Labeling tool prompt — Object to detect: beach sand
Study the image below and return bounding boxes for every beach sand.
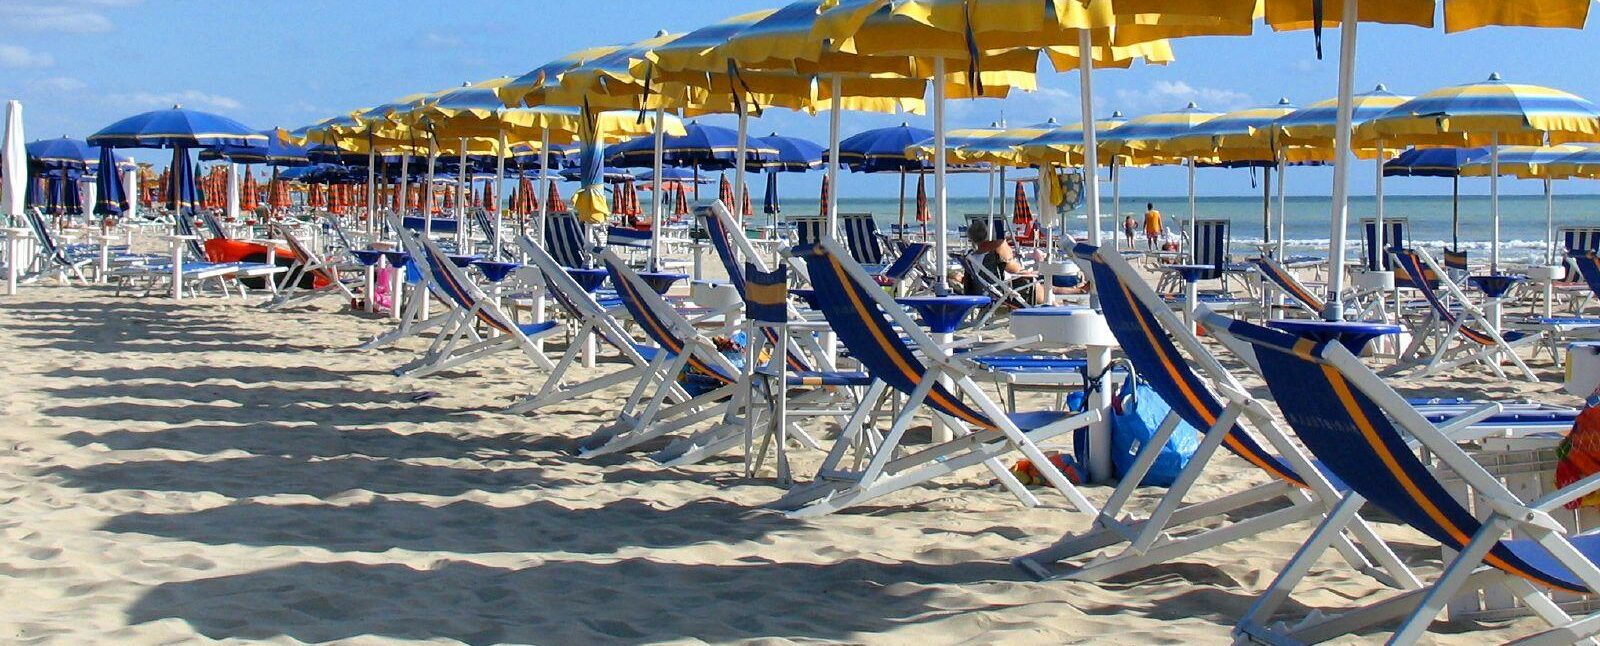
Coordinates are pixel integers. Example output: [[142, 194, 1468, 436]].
[[0, 280, 1582, 644]]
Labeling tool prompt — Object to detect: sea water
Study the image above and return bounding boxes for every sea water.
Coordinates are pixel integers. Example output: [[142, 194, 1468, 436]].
[[794, 194, 1600, 264]]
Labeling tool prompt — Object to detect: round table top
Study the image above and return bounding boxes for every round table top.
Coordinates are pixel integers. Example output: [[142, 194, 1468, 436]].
[[1268, 319, 1401, 355], [896, 295, 993, 307], [896, 295, 991, 334], [1469, 273, 1527, 298], [1166, 264, 1215, 281], [447, 254, 483, 268], [1012, 305, 1095, 317], [472, 260, 521, 283], [351, 249, 386, 266]]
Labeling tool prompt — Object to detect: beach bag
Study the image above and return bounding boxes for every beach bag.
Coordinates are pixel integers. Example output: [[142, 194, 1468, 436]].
[[1556, 390, 1600, 509], [372, 266, 395, 310], [1110, 374, 1199, 487]]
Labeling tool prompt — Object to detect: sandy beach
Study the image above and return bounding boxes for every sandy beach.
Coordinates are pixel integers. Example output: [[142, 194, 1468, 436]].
[[0, 278, 1579, 645]]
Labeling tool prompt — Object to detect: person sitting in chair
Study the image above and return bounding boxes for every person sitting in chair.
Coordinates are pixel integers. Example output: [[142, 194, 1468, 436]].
[[959, 221, 1084, 304]]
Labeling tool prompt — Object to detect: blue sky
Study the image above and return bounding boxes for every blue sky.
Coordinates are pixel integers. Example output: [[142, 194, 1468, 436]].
[[7, 0, 1600, 198]]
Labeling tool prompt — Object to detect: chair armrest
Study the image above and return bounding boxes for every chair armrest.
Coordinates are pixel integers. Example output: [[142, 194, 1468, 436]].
[[1532, 472, 1600, 515]]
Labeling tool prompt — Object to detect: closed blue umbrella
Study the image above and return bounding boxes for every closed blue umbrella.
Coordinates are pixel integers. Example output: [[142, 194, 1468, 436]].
[[61, 172, 82, 216], [170, 147, 199, 214], [763, 171, 781, 215], [94, 144, 127, 217]]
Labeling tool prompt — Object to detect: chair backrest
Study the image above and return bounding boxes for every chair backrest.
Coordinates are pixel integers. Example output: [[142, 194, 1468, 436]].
[[543, 211, 592, 269], [403, 229, 525, 338], [171, 211, 211, 261], [796, 238, 999, 430], [1192, 218, 1229, 280], [599, 250, 738, 385], [320, 213, 358, 252], [839, 213, 885, 266], [604, 226, 652, 252], [22, 209, 63, 262], [275, 225, 336, 283], [699, 204, 750, 295], [1205, 312, 1591, 594], [1074, 242, 1307, 487], [1390, 248, 1496, 347], [965, 213, 1010, 241], [199, 210, 231, 240], [789, 215, 826, 248], [1361, 217, 1409, 271], [743, 262, 790, 325], [1562, 226, 1600, 255], [883, 242, 932, 281], [1570, 250, 1600, 299], [472, 209, 496, 239], [518, 235, 641, 358], [1252, 255, 1325, 314]]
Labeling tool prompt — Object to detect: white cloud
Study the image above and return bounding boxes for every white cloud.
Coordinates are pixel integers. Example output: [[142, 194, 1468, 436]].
[[106, 90, 242, 111], [1114, 80, 1251, 112], [414, 31, 461, 49], [0, 1, 129, 33], [0, 44, 53, 68], [30, 76, 85, 92]]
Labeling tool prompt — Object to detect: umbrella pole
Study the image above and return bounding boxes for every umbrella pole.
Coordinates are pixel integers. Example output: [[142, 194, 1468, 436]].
[[999, 165, 1007, 221], [1276, 155, 1287, 260], [425, 133, 437, 238], [932, 58, 949, 294], [1261, 163, 1271, 246], [397, 149, 411, 244], [1546, 177, 1555, 265], [365, 141, 376, 235], [1490, 133, 1501, 273], [1076, 28, 1112, 484], [537, 128, 550, 246], [651, 105, 666, 271], [1375, 139, 1385, 271], [494, 128, 507, 261], [225, 163, 240, 224], [1187, 158, 1197, 256], [457, 140, 468, 250], [898, 169, 906, 240], [1323, 1, 1359, 321], [1452, 175, 1460, 251], [1112, 159, 1121, 249], [826, 74, 842, 240], [734, 109, 748, 225]]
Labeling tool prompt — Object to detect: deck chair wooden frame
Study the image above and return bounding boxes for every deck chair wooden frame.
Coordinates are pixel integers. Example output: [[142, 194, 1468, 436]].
[[1391, 247, 1541, 382], [771, 237, 1104, 518], [1014, 243, 1416, 586], [1207, 311, 1600, 646]]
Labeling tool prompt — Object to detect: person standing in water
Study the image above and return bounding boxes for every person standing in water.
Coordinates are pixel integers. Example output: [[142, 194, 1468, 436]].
[[1142, 202, 1162, 249], [1122, 213, 1137, 249]]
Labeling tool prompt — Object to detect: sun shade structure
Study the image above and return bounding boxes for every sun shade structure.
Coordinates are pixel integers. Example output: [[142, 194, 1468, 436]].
[[1362, 74, 1600, 271]]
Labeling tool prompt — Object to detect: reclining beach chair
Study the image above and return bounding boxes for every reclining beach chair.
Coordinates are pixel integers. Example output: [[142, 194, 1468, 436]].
[[1253, 254, 1326, 318], [20, 208, 94, 284], [965, 213, 1011, 242], [507, 234, 689, 414], [839, 212, 887, 270], [544, 211, 593, 269], [389, 222, 559, 378], [955, 251, 1032, 328], [1508, 250, 1600, 365], [1392, 247, 1541, 381], [263, 224, 361, 310], [1561, 225, 1600, 282], [109, 212, 272, 298], [1206, 311, 1600, 646], [1013, 242, 1414, 586], [772, 237, 1104, 518], [573, 250, 745, 458], [646, 203, 874, 469], [1362, 217, 1410, 272]]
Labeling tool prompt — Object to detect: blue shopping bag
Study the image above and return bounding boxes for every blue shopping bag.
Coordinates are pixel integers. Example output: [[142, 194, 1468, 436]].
[[1109, 375, 1199, 487]]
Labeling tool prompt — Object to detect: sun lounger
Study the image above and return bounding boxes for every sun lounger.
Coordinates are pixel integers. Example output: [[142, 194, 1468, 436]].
[[1392, 247, 1541, 381], [1207, 310, 1600, 645]]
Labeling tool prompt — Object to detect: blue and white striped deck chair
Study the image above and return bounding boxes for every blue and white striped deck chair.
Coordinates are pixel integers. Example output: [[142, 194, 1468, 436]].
[[573, 250, 745, 458], [1191, 218, 1230, 282], [507, 234, 689, 415], [1509, 251, 1600, 364], [603, 225, 652, 267], [1254, 255, 1326, 317], [471, 208, 515, 259], [1015, 242, 1413, 585], [361, 213, 495, 349], [543, 211, 593, 269], [1362, 217, 1409, 272], [655, 202, 877, 469], [389, 224, 559, 379], [771, 237, 1104, 518], [1391, 248, 1541, 381], [1562, 226, 1600, 282], [965, 213, 1011, 242], [839, 212, 887, 269], [1206, 313, 1600, 646], [263, 223, 360, 310], [21, 208, 91, 284], [788, 215, 826, 247]]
